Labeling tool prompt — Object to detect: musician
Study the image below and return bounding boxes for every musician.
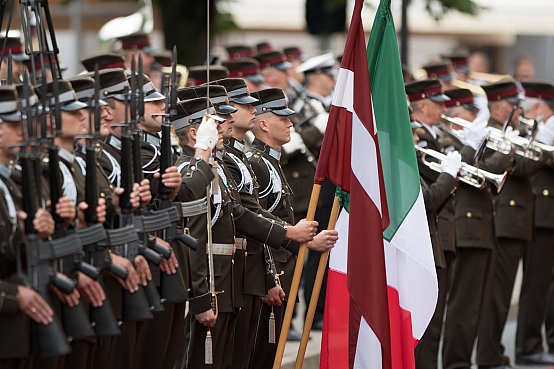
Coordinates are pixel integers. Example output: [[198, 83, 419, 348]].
[[220, 59, 265, 93], [514, 80, 554, 364], [116, 33, 155, 76], [406, 79, 459, 368], [440, 88, 479, 153], [476, 80, 550, 369]]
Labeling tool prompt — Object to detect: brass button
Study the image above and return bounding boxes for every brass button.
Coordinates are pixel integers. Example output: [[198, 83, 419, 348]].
[[544, 189, 550, 196], [509, 200, 516, 206], [281, 189, 285, 194], [466, 212, 472, 218], [109, 185, 114, 190], [487, 188, 491, 193], [292, 171, 299, 178], [71, 167, 75, 172], [0, 291, 5, 297], [100, 192, 105, 197]]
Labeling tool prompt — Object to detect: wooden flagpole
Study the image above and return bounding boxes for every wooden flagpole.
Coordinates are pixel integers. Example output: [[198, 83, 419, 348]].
[[294, 196, 340, 369], [272, 183, 321, 369]]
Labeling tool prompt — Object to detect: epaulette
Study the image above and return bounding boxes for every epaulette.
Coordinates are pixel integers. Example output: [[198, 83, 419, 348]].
[[246, 149, 263, 163]]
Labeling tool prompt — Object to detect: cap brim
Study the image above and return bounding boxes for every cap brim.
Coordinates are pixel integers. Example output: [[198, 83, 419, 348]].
[[80, 99, 108, 107], [60, 100, 88, 111], [456, 66, 471, 74], [232, 95, 258, 104], [214, 104, 238, 115], [12, 53, 29, 62], [245, 74, 265, 84], [144, 91, 166, 102], [142, 45, 156, 55], [112, 93, 131, 102], [462, 103, 480, 113], [272, 107, 295, 116], [0, 111, 22, 122], [410, 121, 422, 129], [439, 74, 454, 83], [429, 93, 451, 103], [274, 61, 292, 71], [506, 94, 525, 105]]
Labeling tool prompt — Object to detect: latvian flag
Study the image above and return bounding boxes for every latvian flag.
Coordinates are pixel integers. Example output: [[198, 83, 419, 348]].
[[316, 0, 438, 368]]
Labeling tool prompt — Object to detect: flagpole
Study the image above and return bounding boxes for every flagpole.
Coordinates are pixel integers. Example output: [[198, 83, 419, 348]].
[[294, 196, 340, 369], [273, 183, 321, 369]]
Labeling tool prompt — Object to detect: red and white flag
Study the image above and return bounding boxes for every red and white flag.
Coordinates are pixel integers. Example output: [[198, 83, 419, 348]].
[[317, 0, 438, 368]]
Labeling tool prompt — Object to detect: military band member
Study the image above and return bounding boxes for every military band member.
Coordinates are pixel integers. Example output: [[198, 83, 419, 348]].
[[514, 80, 554, 365], [220, 59, 265, 93], [422, 62, 456, 91], [247, 88, 337, 369], [116, 33, 155, 75], [476, 80, 549, 369], [440, 88, 479, 153], [406, 79, 459, 368], [187, 65, 229, 87]]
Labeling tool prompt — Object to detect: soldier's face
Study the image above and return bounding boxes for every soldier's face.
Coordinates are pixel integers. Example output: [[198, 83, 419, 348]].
[[143, 99, 165, 133], [217, 113, 234, 141], [261, 68, 289, 90], [244, 77, 262, 93], [60, 109, 87, 138], [266, 113, 292, 146], [230, 103, 256, 132], [421, 99, 446, 126], [0, 121, 22, 155], [456, 108, 477, 123]]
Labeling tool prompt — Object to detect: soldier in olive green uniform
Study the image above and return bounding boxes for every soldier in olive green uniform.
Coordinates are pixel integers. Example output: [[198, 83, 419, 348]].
[[514, 80, 554, 364]]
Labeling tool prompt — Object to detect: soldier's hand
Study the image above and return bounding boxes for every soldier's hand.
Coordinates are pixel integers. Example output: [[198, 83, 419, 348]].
[[284, 219, 319, 243], [134, 255, 152, 287], [33, 208, 55, 239], [154, 166, 182, 200], [75, 198, 107, 229], [156, 237, 178, 275], [194, 115, 219, 152], [138, 179, 152, 206], [18, 285, 53, 325], [262, 285, 285, 306], [55, 196, 77, 228], [77, 272, 105, 308], [307, 230, 339, 252], [52, 278, 80, 308], [195, 309, 216, 328], [110, 254, 139, 293], [112, 184, 141, 213]]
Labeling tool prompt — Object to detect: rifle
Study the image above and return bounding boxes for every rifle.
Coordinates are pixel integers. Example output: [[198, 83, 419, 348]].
[[79, 65, 127, 337], [18, 77, 75, 357], [112, 85, 161, 320], [154, 49, 199, 303]]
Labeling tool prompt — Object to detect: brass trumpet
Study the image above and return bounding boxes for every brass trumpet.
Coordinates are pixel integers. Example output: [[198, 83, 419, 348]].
[[416, 146, 508, 192], [441, 115, 542, 161]]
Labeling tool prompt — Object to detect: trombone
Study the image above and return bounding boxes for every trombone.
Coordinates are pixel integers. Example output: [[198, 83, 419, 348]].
[[441, 114, 543, 161], [416, 146, 508, 193]]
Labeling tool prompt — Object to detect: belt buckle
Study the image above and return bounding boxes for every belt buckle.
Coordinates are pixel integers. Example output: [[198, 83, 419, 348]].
[[241, 238, 247, 251]]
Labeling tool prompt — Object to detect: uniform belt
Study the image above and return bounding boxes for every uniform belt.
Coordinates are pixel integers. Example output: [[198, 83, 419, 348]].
[[206, 243, 235, 256], [234, 237, 247, 251]]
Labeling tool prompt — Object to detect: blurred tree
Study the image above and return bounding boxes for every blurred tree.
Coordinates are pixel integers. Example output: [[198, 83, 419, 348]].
[[158, 0, 238, 66]]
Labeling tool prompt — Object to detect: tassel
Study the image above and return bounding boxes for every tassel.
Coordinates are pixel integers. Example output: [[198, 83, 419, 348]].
[[205, 328, 213, 364], [269, 307, 276, 343]]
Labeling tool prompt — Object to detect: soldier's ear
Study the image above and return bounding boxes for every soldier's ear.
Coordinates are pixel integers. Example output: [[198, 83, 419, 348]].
[[189, 127, 197, 141], [259, 118, 270, 132]]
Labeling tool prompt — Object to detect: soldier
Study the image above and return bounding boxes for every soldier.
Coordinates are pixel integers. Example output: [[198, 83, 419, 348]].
[[247, 88, 337, 369], [283, 46, 306, 91], [406, 79, 460, 368], [116, 33, 155, 75], [514, 80, 554, 364], [254, 50, 301, 105], [80, 53, 126, 73], [220, 59, 265, 93], [0, 86, 55, 369], [440, 88, 480, 153], [187, 65, 229, 87], [475, 80, 548, 369], [0, 35, 28, 83], [442, 52, 472, 83], [422, 62, 456, 91], [294, 52, 337, 331], [225, 45, 255, 60]]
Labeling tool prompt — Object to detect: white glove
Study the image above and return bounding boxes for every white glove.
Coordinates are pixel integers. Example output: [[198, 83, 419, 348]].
[[464, 118, 488, 150], [504, 126, 521, 140], [441, 151, 463, 178], [536, 124, 554, 145], [194, 115, 219, 150], [282, 127, 307, 154]]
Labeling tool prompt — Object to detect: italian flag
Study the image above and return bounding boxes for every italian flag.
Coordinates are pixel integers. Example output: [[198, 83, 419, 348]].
[[316, 0, 438, 368]]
